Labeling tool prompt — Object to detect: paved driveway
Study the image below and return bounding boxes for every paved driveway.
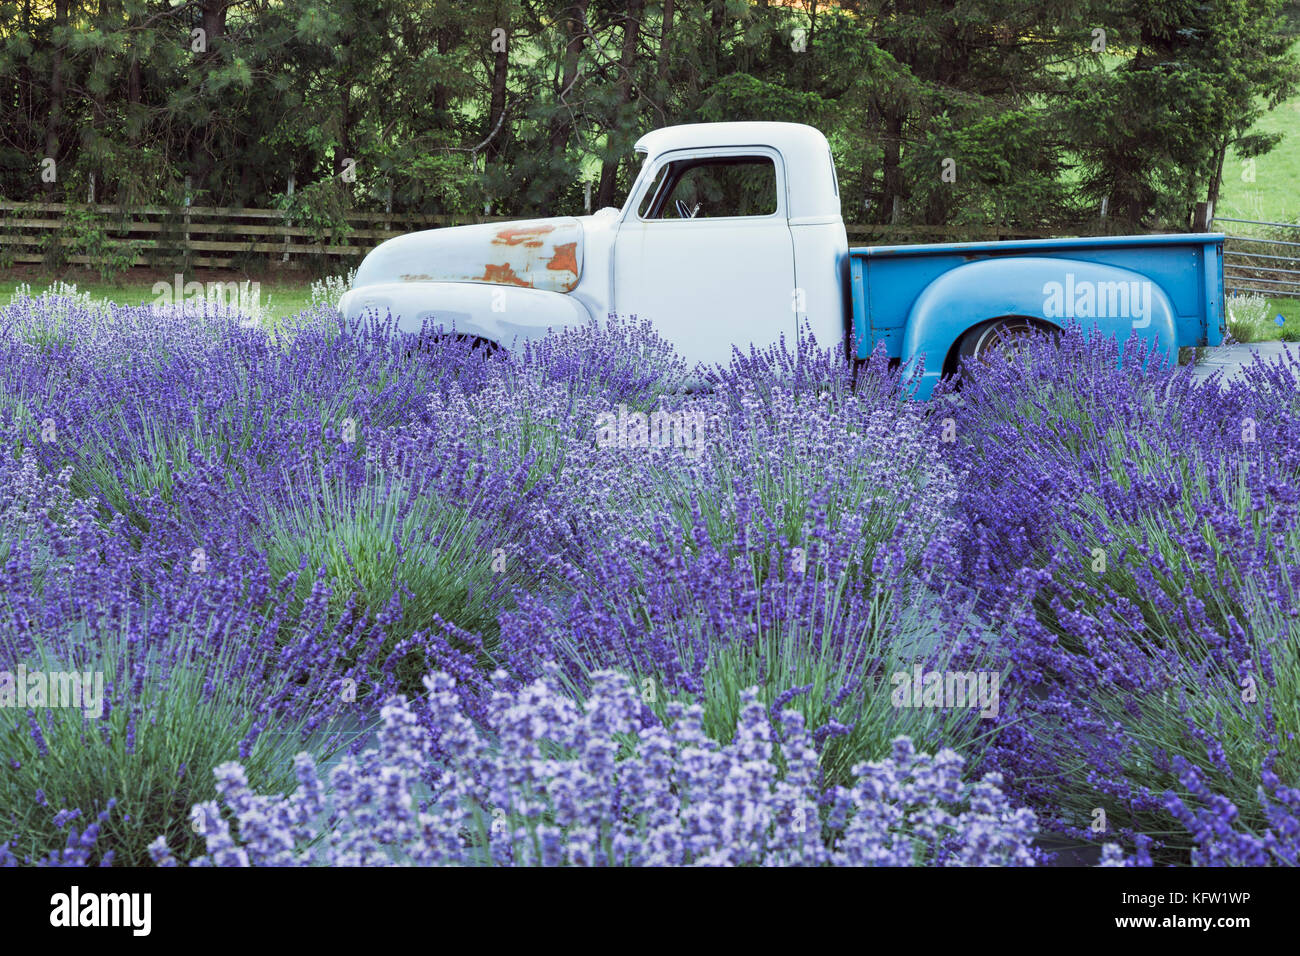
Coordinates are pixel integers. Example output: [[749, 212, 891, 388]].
[[1191, 340, 1297, 386]]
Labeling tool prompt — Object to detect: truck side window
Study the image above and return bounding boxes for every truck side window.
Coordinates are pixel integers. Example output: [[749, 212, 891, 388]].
[[640, 157, 778, 220]]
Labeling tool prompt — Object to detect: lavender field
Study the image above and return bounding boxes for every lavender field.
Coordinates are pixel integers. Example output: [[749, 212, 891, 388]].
[[1, 289, 1297, 867]]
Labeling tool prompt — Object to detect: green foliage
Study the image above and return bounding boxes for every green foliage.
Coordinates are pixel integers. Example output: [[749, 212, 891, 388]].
[[904, 108, 1076, 228], [49, 205, 143, 282], [697, 73, 829, 125], [1063, 0, 1300, 228], [397, 154, 484, 215], [0, 622, 327, 867], [260, 468, 522, 695], [276, 179, 355, 248]]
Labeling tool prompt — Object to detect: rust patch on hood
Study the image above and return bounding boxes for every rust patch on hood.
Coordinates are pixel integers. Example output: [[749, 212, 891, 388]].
[[475, 263, 535, 288], [494, 224, 556, 247], [546, 242, 579, 275], [358, 217, 581, 293]]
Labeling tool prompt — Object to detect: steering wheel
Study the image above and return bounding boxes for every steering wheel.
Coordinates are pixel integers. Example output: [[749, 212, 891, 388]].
[[675, 199, 701, 219]]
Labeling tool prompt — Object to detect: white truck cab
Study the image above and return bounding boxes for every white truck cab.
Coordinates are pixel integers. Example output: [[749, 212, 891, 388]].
[[338, 122, 849, 365]]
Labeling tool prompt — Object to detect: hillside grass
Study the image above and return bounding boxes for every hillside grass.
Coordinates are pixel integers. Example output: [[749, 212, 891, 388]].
[[1219, 95, 1300, 225]]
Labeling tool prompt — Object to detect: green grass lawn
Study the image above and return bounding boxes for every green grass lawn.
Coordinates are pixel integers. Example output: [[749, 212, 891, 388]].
[[0, 273, 319, 321], [1216, 89, 1300, 342], [1217, 52, 1300, 344]]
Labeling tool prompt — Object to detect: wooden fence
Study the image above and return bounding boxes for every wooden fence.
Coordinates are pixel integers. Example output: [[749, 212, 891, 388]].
[[0, 202, 515, 269], [0, 200, 1113, 271]]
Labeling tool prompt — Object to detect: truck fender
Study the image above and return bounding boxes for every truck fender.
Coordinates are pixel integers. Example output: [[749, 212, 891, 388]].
[[899, 256, 1178, 397], [337, 281, 595, 350]]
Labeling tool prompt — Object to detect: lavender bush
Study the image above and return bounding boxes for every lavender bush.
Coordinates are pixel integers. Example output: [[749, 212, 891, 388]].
[[0, 298, 511, 864], [942, 327, 1300, 864], [152, 669, 1039, 867], [0, 460, 385, 865], [257, 459, 528, 694]]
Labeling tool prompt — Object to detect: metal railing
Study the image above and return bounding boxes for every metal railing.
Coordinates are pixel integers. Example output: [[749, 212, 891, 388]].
[[1214, 215, 1300, 298]]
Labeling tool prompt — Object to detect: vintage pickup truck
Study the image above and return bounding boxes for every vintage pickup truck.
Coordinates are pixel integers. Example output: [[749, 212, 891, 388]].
[[338, 121, 1225, 398]]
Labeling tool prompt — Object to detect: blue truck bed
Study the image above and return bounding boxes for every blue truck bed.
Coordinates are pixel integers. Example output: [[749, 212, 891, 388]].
[[849, 233, 1226, 398]]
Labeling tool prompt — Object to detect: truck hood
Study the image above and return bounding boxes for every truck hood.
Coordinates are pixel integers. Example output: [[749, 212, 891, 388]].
[[353, 217, 583, 293]]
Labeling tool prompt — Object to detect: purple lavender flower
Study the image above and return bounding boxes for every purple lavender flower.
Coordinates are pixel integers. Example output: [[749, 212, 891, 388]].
[[169, 670, 1037, 867]]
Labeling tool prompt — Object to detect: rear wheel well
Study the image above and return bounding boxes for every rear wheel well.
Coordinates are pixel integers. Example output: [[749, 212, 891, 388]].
[[942, 315, 1059, 378]]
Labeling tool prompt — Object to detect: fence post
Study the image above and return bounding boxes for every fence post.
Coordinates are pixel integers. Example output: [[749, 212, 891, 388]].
[[282, 172, 295, 264], [1193, 200, 1214, 232], [183, 175, 192, 269]]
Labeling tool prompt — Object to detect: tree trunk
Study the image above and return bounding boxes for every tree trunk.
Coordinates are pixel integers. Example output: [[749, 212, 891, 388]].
[[43, 0, 69, 196], [879, 107, 904, 225], [710, 0, 724, 78], [548, 0, 587, 156], [434, 29, 451, 115], [596, 0, 642, 209], [1207, 139, 1228, 209], [801, 0, 818, 91], [485, 8, 511, 164], [17, 0, 33, 158], [201, 1, 225, 44], [87, 0, 113, 201], [657, 0, 674, 82], [191, 1, 229, 198], [340, 87, 353, 177], [339, 28, 353, 178], [128, 58, 141, 115]]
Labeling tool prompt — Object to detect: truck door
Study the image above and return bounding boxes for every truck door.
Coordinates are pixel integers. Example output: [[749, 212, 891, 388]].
[[613, 149, 796, 368]]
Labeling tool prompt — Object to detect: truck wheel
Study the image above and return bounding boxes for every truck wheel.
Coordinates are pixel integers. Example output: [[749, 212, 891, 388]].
[[455, 334, 502, 356], [405, 332, 501, 359], [956, 316, 1052, 367]]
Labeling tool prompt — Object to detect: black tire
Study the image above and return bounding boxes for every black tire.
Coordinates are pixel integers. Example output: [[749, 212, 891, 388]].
[[957, 316, 1053, 367]]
